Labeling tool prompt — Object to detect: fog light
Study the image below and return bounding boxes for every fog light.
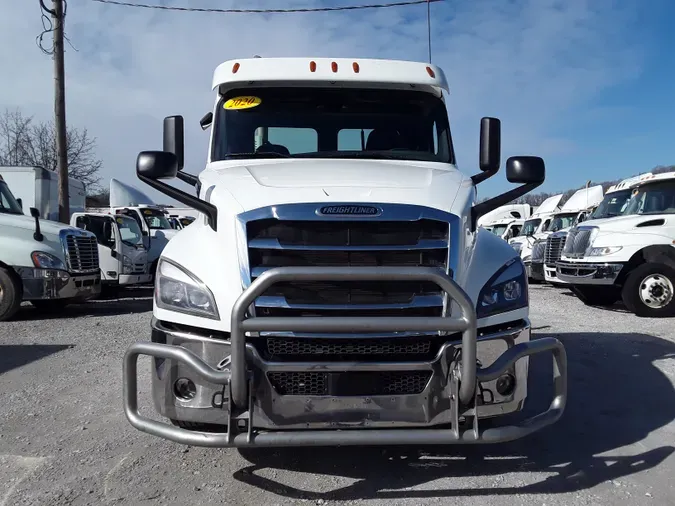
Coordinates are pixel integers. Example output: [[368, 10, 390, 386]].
[[174, 378, 196, 400], [495, 373, 515, 396]]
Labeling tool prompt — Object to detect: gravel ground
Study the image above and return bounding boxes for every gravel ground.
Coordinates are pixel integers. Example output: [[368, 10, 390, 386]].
[[1, 283, 674, 506]]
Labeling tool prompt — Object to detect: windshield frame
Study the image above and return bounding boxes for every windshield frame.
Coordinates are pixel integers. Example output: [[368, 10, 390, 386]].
[[623, 179, 675, 216], [211, 86, 456, 164], [0, 180, 25, 215], [140, 208, 173, 230], [546, 212, 578, 232], [114, 215, 144, 247], [518, 218, 542, 237]]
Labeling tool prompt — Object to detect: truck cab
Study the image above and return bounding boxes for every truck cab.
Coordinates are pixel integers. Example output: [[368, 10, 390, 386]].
[[508, 193, 563, 280], [121, 57, 567, 449], [0, 174, 100, 321], [71, 212, 152, 288], [557, 171, 675, 316]]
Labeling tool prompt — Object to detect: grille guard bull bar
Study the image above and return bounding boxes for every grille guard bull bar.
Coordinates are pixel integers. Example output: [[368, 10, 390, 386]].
[[123, 266, 567, 447]]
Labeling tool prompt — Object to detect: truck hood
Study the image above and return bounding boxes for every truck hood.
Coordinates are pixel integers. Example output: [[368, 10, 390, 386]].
[[204, 159, 468, 213], [0, 212, 78, 237], [583, 214, 674, 233]]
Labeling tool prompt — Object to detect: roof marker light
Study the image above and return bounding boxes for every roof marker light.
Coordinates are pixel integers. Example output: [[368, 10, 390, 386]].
[[352, 62, 360, 73], [232, 62, 240, 73], [426, 66, 435, 78], [309, 61, 317, 72], [331, 61, 338, 72]]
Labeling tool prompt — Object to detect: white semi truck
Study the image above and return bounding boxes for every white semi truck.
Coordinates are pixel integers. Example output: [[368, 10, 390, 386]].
[[0, 174, 100, 321], [508, 193, 563, 280], [70, 212, 152, 289], [122, 57, 567, 448], [557, 171, 675, 316]]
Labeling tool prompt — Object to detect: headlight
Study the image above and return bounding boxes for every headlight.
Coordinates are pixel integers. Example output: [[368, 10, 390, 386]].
[[587, 246, 622, 256], [31, 251, 66, 270], [477, 258, 528, 318], [156, 259, 219, 319], [122, 255, 133, 274]]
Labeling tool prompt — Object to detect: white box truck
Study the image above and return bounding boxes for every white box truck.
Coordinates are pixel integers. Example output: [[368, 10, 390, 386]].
[[0, 166, 86, 221], [121, 57, 567, 448]]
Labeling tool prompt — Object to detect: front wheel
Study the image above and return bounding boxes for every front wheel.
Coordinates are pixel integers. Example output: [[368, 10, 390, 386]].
[[570, 285, 620, 307], [0, 267, 22, 321], [621, 263, 675, 317]]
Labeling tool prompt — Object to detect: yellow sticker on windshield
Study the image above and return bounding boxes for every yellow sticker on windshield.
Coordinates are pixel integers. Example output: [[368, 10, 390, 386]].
[[224, 96, 261, 110], [143, 209, 153, 215], [116, 217, 124, 224]]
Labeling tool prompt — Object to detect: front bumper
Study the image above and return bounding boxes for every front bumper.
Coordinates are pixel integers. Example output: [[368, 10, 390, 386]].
[[118, 273, 153, 285], [556, 261, 624, 285], [123, 266, 567, 447], [17, 268, 101, 301]]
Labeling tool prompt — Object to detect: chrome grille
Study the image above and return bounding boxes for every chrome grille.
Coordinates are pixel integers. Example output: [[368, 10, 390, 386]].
[[65, 234, 99, 273], [544, 235, 566, 266], [267, 371, 432, 396], [531, 241, 546, 263], [562, 228, 593, 258], [246, 218, 449, 318]]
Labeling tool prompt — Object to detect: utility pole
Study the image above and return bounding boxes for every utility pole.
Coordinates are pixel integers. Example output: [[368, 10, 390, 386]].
[[52, 0, 69, 223]]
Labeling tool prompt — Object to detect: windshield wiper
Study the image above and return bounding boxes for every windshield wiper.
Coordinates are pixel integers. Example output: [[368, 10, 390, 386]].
[[224, 152, 290, 159]]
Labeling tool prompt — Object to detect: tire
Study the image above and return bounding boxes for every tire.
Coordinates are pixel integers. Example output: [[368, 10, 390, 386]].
[[570, 285, 620, 307], [30, 299, 72, 313], [0, 267, 22, 322], [621, 262, 675, 317]]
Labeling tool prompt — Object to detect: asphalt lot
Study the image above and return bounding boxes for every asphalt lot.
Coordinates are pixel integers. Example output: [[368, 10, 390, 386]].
[[1, 284, 674, 506]]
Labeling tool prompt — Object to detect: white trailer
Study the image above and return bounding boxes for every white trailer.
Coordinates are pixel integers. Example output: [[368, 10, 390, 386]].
[[0, 166, 86, 221]]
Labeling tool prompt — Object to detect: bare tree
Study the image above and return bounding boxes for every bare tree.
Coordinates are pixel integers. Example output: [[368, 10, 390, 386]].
[[0, 108, 103, 192]]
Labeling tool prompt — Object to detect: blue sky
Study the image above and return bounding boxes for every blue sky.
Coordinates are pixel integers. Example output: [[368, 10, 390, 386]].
[[1, 0, 673, 203]]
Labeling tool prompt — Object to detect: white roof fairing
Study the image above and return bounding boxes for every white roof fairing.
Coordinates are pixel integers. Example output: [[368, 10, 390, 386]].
[[211, 57, 449, 95]]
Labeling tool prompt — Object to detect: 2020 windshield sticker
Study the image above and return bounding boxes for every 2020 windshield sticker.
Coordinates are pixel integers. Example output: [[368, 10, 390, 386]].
[[224, 96, 262, 110]]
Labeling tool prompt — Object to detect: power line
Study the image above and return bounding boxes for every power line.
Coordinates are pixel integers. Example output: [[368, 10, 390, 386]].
[[90, 0, 443, 14]]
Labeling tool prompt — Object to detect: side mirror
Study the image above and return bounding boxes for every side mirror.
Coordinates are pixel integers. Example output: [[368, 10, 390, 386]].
[[506, 156, 545, 184], [163, 115, 184, 171], [29, 207, 43, 242], [471, 117, 501, 184], [102, 221, 115, 247], [16, 198, 22, 210], [137, 151, 179, 180], [30, 207, 40, 218]]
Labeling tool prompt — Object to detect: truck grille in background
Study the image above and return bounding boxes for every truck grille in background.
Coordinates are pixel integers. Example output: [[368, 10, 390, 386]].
[[544, 235, 566, 266], [562, 228, 593, 258], [65, 235, 99, 273], [267, 371, 432, 396], [246, 218, 450, 318], [133, 263, 145, 274], [531, 241, 546, 263]]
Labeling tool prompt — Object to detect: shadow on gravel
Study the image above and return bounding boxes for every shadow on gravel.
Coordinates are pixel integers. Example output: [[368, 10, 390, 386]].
[[233, 331, 675, 500], [14, 286, 154, 321], [0, 344, 74, 374], [558, 289, 632, 314]]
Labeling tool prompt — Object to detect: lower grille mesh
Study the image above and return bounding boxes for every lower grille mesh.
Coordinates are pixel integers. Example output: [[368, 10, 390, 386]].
[[267, 371, 432, 396]]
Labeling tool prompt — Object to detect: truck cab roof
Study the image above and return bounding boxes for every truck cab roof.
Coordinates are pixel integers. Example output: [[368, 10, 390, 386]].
[[212, 57, 449, 96]]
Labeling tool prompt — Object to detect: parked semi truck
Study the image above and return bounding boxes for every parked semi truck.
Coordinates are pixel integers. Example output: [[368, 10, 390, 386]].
[[122, 57, 567, 448], [0, 174, 100, 321], [509, 193, 563, 280], [0, 166, 86, 221], [71, 212, 152, 289], [557, 171, 675, 316]]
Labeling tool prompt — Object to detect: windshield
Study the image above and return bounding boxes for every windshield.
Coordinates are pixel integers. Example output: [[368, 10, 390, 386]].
[[0, 180, 24, 215], [140, 208, 172, 230], [518, 218, 541, 236], [546, 213, 577, 232], [491, 224, 508, 236], [212, 87, 455, 163], [623, 180, 675, 215], [115, 216, 144, 247], [589, 189, 632, 219]]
